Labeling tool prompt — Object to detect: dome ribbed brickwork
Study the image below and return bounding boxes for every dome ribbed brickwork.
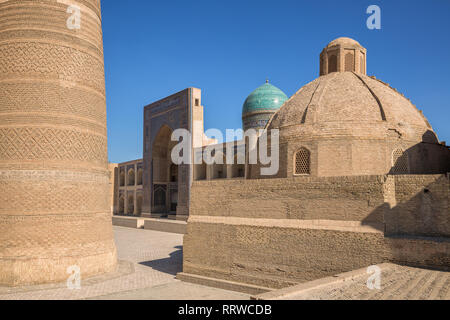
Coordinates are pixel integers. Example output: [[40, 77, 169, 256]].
[[268, 72, 432, 141]]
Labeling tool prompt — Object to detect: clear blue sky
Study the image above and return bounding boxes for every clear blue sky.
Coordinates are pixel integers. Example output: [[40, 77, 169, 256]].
[[103, 0, 450, 163]]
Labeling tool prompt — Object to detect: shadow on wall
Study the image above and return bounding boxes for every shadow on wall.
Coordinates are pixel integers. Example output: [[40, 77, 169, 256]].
[[385, 175, 449, 238], [359, 135, 449, 234], [139, 246, 183, 276], [389, 131, 450, 175], [363, 132, 450, 230], [360, 135, 449, 270], [361, 171, 449, 270], [362, 174, 449, 235]]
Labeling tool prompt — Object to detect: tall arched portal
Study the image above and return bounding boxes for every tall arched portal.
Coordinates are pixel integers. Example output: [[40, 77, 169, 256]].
[[151, 125, 179, 216], [142, 88, 199, 221]]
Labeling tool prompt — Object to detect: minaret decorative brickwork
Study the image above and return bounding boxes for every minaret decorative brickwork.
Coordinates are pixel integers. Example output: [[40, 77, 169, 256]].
[[0, 0, 117, 286]]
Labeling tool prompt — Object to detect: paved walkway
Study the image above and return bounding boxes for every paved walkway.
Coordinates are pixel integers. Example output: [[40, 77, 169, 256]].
[[0, 227, 249, 300], [1, 227, 448, 300], [276, 264, 450, 300]]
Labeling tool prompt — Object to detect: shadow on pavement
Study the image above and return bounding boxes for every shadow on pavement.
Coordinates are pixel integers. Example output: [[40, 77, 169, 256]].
[[139, 246, 183, 276]]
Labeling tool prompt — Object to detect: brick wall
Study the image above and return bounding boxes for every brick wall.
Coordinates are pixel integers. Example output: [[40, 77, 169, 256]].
[[184, 223, 386, 288], [191, 175, 387, 223], [184, 174, 449, 288]]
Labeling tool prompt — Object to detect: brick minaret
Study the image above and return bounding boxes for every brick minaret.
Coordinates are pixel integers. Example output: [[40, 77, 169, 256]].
[[0, 0, 117, 286]]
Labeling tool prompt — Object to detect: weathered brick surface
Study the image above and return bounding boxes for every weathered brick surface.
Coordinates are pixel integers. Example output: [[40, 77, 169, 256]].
[[184, 223, 385, 289], [0, 0, 117, 286], [184, 174, 449, 288], [386, 175, 449, 237], [190, 176, 387, 223]]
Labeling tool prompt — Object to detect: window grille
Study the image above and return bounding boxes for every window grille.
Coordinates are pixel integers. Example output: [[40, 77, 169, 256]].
[[294, 148, 311, 175], [392, 149, 409, 174]]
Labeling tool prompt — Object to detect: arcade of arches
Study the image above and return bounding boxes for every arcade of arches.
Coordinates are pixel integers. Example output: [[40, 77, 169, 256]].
[[115, 159, 143, 216]]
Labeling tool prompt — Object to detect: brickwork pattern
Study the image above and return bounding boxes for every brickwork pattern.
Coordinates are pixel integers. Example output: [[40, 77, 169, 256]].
[[0, 0, 116, 286], [184, 174, 450, 288], [0, 227, 183, 300], [281, 265, 450, 300]]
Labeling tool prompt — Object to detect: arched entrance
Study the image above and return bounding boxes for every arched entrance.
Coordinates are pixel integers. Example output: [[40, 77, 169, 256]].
[[136, 194, 143, 215], [137, 168, 143, 185], [212, 152, 227, 179], [232, 155, 245, 178], [127, 194, 134, 215], [119, 196, 125, 214], [151, 125, 179, 216], [119, 170, 125, 186], [128, 168, 135, 186]]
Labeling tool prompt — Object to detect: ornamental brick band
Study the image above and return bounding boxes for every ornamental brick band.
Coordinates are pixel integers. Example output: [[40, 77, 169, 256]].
[[0, 0, 117, 286]]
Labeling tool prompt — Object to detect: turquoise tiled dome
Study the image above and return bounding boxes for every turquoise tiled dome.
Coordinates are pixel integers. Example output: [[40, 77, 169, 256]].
[[242, 81, 288, 116]]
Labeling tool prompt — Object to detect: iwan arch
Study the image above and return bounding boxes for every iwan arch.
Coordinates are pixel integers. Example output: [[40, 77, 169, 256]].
[[114, 37, 450, 289]]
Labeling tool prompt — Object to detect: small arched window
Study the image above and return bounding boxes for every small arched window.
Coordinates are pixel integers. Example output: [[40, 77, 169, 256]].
[[136, 194, 143, 215], [170, 164, 178, 182], [154, 187, 166, 207], [137, 168, 143, 185], [360, 55, 365, 74], [392, 148, 409, 174], [128, 169, 135, 186], [294, 148, 311, 175], [345, 53, 354, 72], [119, 196, 125, 214], [328, 55, 337, 73], [127, 195, 134, 215], [212, 153, 227, 179], [119, 170, 125, 186]]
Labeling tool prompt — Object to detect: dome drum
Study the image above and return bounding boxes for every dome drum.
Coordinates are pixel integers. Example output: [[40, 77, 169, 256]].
[[320, 37, 367, 76]]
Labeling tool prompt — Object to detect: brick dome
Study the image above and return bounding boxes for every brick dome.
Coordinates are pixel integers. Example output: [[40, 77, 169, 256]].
[[267, 72, 434, 143], [259, 70, 449, 178]]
